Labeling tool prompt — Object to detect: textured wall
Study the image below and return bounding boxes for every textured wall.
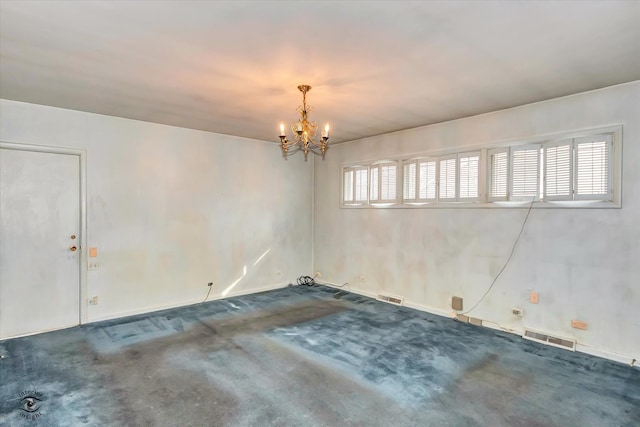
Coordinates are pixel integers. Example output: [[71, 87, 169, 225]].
[[313, 82, 640, 361], [0, 99, 313, 322]]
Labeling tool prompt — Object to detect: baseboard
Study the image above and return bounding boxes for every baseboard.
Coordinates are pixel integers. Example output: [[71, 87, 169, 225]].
[[576, 343, 639, 367], [319, 280, 639, 367], [86, 282, 289, 324], [403, 301, 453, 318]]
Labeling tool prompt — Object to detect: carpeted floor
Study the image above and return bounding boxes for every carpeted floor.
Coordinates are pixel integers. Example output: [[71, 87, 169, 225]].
[[1, 285, 639, 426]]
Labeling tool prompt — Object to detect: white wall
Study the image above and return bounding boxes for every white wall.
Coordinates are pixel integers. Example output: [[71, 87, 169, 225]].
[[0, 99, 313, 322], [313, 81, 640, 362]]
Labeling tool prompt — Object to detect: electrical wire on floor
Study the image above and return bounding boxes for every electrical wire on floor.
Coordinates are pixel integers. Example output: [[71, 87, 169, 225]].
[[295, 274, 351, 298], [296, 275, 316, 286], [461, 197, 536, 316], [202, 283, 213, 304]]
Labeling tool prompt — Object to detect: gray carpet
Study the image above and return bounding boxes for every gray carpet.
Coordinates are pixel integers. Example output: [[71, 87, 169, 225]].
[[1, 285, 639, 426]]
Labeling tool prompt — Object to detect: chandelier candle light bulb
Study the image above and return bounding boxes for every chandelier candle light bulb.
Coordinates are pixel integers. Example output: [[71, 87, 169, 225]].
[[322, 124, 330, 139], [278, 84, 330, 160]]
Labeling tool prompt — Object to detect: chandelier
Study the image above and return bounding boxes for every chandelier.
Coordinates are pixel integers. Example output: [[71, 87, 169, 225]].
[[279, 84, 329, 160]]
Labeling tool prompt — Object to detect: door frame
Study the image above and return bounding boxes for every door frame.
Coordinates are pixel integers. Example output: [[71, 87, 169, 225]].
[[0, 141, 88, 325]]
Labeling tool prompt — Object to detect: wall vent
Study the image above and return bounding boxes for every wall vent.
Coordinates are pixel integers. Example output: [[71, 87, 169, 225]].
[[376, 294, 404, 306], [523, 328, 576, 351]]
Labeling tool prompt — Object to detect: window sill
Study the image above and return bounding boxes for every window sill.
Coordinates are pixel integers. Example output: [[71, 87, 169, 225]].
[[341, 200, 620, 209]]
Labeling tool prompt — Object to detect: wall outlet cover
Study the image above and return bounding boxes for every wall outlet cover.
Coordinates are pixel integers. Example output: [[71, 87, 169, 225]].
[[571, 320, 588, 330], [529, 292, 539, 304]]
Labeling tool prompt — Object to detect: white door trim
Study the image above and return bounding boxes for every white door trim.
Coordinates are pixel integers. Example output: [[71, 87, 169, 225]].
[[0, 141, 88, 325]]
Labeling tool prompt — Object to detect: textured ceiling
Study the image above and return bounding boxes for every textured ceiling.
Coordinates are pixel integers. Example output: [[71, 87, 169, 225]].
[[1, 1, 639, 144]]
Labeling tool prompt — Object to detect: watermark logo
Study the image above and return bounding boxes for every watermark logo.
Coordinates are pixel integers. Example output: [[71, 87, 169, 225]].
[[18, 390, 45, 421]]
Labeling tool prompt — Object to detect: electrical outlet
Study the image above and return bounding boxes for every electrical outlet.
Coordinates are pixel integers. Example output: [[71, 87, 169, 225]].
[[89, 296, 98, 305], [315, 272, 321, 278], [207, 282, 213, 287], [88, 261, 99, 271], [359, 276, 365, 283], [275, 270, 282, 278], [512, 307, 524, 316]]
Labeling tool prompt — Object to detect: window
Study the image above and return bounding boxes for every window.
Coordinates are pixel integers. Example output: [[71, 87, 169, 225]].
[[438, 155, 456, 201], [544, 140, 572, 200], [343, 166, 368, 205], [510, 145, 540, 201], [370, 162, 398, 203], [342, 126, 619, 209], [575, 134, 611, 200], [540, 134, 612, 201], [488, 148, 508, 201], [459, 152, 480, 201], [403, 158, 436, 203]]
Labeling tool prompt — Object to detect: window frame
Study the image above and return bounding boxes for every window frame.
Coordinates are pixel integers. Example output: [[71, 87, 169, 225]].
[[369, 160, 399, 205], [341, 165, 369, 206], [573, 134, 613, 201], [543, 139, 573, 201]]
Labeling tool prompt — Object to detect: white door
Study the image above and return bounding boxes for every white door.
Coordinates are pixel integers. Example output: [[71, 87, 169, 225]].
[[0, 148, 81, 339]]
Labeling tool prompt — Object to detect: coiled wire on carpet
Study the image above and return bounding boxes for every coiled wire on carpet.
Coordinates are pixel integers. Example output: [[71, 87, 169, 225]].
[[296, 275, 317, 286]]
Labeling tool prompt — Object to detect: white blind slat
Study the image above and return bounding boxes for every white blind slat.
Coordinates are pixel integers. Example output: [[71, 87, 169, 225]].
[[489, 150, 508, 199], [343, 170, 354, 202], [576, 140, 609, 196], [403, 162, 417, 200], [380, 165, 396, 200], [459, 154, 479, 199], [545, 143, 572, 198], [512, 147, 539, 199], [369, 167, 378, 200], [419, 160, 437, 200], [354, 169, 368, 201], [439, 157, 456, 200]]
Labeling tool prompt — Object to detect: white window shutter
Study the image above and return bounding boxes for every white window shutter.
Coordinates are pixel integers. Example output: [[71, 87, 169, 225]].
[[343, 170, 354, 202], [403, 161, 417, 201], [439, 155, 457, 201], [354, 168, 368, 202], [544, 140, 572, 200], [459, 152, 480, 201], [369, 167, 379, 201], [370, 162, 397, 204], [575, 134, 612, 200], [418, 160, 437, 201], [488, 148, 508, 201], [380, 164, 397, 201], [510, 146, 540, 200]]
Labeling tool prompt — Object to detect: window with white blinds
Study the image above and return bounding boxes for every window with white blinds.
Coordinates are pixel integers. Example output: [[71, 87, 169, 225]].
[[459, 152, 480, 200], [403, 162, 417, 200], [419, 160, 437, 200], [544, 140, 572, 200], [510, 146, 540, 200], [488, 148, 508, 201], [439, 156, 457, 201], [343, 166, 369, 205], [403, 158, 436, 203], [342, 127, 618, 208], [370, 162, 397, 203], [575, 134, 611, 200]]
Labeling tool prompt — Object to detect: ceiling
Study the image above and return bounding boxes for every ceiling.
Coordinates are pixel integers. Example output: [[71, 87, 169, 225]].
[[1, 1, 639, 144]]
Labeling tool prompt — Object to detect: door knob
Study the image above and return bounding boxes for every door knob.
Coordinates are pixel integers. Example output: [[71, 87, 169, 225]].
[[70, 245, 77, 252]]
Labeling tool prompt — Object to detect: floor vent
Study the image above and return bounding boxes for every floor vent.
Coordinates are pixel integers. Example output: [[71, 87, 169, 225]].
[[377, 294, 404, 306], [523, 328, 576, 351]]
